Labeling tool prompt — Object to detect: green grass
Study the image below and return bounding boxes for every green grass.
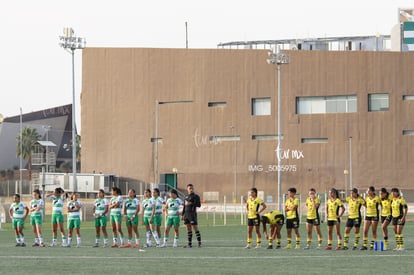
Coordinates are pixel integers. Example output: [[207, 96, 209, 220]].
[[0, 214, 413, 275]]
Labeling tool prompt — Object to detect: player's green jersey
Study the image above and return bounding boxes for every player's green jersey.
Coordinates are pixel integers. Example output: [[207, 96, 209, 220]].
[[142, 198, 154, 217], [124, 198, 140, 216], [166, 198, 183, 217], [94, 198, 108, 216], [10, 202, 27, 219], [110, 196, 123, 215], [67, 199, 82, 220], [152, 196, 164, 215], [30, 199, 44, 217], [345, 196, 365, 219], [50, 195, 65, 215]]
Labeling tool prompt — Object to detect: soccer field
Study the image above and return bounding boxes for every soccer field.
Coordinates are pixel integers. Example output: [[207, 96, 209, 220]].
[[0, 216, 412, 275]]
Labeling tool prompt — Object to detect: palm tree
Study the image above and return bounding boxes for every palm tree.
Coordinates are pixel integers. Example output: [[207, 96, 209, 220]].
[[16, 127, 41, 180]]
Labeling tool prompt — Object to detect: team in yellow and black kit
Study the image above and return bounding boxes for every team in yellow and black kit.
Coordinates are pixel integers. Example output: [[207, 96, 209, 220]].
[[304, 188, 323, 249], [361, 186, 381, 250], [261, 210, 284, 249], [245, 187, 267, 249], [325, 188, 345, 250], [391, 188, 408, 251], [285, 187, 300, 249], [380, 188, 393, 250], [343, 188, 365, 250]]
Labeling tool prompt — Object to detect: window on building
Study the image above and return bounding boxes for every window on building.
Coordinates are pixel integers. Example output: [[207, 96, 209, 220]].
[[252, 135, 278, 140], [301, 138, 328, 144], [208, 102, 227, 107], [296, 95, 357, 114], [403, 130, 414, 136], [368, 93, 389, 112], [402, 95, 414, 101], [252, 98, 271, 116]]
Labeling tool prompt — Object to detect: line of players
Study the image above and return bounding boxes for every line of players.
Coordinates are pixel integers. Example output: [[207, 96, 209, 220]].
[[8, 184, 202, 248], [245, 186, 408, 251]]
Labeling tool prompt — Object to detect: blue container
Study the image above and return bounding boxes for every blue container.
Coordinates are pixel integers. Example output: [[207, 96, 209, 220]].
[[380, 241, 384, 251], [373, 241, 378, 251]]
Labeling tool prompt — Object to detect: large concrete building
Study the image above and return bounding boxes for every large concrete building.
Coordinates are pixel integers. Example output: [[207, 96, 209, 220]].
[[81, 48, 414, 201]]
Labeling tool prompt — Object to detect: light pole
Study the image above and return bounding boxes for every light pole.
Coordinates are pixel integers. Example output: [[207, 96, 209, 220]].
[[152, 100, 193, 185], [59, 27, 86, 192], [267, 47, 289, 211], [229, 125, 237, 203]]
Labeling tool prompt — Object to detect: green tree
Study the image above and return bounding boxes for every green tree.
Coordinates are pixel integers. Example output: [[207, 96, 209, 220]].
[[16, 127, 41, 180]]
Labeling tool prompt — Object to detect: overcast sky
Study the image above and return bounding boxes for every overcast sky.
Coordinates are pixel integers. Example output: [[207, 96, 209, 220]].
[[0, 0, 412, 132]]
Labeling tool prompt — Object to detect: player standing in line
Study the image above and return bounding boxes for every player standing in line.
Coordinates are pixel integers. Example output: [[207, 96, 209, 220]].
[[391, 188, 408, 251], [285, 187, 300, 249], [29, 189, 45, 247], [109, 187, 124, 247], [122, 189, 140, 248], [46, 187, 68, 247], [150, 188, 164, 247], [67, 192, 82, 248], [162, 189, 183, 248], [142, 189, 155, 247], [9, 194, 29, 246], [304, 188, 323, 250], [325, 188, 345, 250], [261, 210, 284, 249], [183, 183, 202, 248], [245, 187, 266, 249], [380, 188, 392, 250], [93, 189, 109, 247], [343, 188, 365, 250], [360, 186, 381, 250]]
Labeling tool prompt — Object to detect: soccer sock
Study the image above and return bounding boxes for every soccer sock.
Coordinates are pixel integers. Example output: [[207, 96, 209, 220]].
[[113, 236, 118, 244], [307, 238, 311, 246], [277, 238, 281, 247], [104, 237, 108, 245], [39, 237, 43, 244], [295, 237, 300, 247], [400, 234, 404, 247], [370, 237, 376, 248], [52, 236, 57, 244], [62, 236, 67, 245], [268, 237, 273, 246], [68, 237, 72, 245], [344, 233, 349, 247], [128, 238, 132, 244], [21, 236, 25, 244], [146, 230, 151, 244], [152, 231, 160, 244], [337, 238, 342, 246], [95, 236, 100, 244], [384, 236, 388, 248], [15, 236, 20, 244], [187, 231, 193, 245], [34, 237, 39, 244], [354, 233, 360, 247], [327, 240, 332, 246], [196, 230, 201, 245], [287, 238, 292, 245], [135, 238, 140, 245], [363, 237, 368, 247], [77, 237, 81, 245], [257, 237, 262, 246], [164, 237, 168, 244], [318, 237, 322, 247], [247, 237, 252, 246], [174, 237, 178, 246]]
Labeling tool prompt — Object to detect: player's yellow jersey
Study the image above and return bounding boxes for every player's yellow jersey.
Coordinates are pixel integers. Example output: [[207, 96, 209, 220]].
[[380, 196, 392, 217], [327, 198, 343, 221], [345, 196, 365, 219], [365, 195, 380, 217], [285, 197, 299, 219], [391, 197, 407, 218], [246, 197, 264, 219], [305, 197, 320, 220], [263, 210, 284, 225]]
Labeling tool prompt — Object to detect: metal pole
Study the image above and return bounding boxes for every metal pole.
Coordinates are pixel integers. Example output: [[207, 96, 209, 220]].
[[71, 49, 77, 192], [155, 100, 159, 185], [19, 107, 23, 194], [277, 60, 282, 211], [349, 137, 352, 190], [185, 22, 188, 49], [42, 166, 46, 217]]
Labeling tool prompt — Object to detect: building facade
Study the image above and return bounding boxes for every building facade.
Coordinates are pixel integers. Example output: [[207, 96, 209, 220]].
[[81, 48, 414, 201]]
